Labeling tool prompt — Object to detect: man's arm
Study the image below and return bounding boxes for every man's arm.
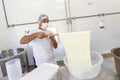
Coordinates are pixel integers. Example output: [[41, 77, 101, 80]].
[[20, 32, 47, 44], [48, 34, 58, 49]]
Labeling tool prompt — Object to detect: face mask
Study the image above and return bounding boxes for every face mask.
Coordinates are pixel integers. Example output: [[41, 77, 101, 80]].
[[41, 23, 48, 30]]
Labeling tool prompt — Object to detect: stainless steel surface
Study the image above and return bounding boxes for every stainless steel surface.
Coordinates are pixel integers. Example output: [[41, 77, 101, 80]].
[[0, 48, 27, 76], [0, 48, 24, 59]]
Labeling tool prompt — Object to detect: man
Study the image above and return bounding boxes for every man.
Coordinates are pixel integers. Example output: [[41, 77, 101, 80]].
[[20, 14, 58, 67]]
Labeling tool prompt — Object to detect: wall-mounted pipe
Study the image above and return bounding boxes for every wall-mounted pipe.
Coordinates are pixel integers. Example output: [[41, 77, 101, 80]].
[[72, 12, 120, 20], [64, 0, 71, 32], [64, 0, 73, 32], [67, 0, 73, 32], [5, 12, 120, 27], [64, 0, 69, 24], [2, 0, 9, 27], [8, 18, 67, 27]]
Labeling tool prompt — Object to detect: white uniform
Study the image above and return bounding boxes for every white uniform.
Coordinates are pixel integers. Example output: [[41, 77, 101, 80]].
[[29, 29, 55, 66]]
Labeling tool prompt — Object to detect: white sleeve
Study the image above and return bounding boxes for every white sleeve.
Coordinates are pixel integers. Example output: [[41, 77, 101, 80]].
[[27, 29, 41, 45], [29, 29, 39, 35], [26, 29, 44, 35]]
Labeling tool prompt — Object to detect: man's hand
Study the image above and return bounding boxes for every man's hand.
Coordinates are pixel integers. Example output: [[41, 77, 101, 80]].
[[48, 34, 55, 39], [47, 33, 58, 48], [35, 32, 47, 39], [47, 33, 58, 39]]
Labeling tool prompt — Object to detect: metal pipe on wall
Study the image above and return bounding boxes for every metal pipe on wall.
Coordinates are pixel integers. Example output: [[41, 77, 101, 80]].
[[64, 0, 70, 32], [2, 0, 9, 28], [64, 0, 74, 32], [67, 0, 73, 32], [64, 0, 73, 32], [5, 12, 120, 28], [72, 12, 120, 19]]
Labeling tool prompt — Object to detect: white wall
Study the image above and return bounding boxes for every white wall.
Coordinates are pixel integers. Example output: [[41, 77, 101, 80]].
[[0, 0, 68, 51], [72, 15, 120, 53], [3, 0, 66, 25], [0, 0, 12, 50], [0, 0, 68, 64], [70, 0, 120, 53]]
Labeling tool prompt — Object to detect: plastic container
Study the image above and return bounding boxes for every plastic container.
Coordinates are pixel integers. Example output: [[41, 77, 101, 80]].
[[111, 47, 120, 75], [0, 66, 3, 78], [20, 63, 59, 80], [5, 58, 22, 80], [63, 52, 103, 79]]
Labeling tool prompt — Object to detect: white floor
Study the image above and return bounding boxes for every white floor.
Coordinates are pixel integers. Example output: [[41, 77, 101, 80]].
[[0, 57, 120, 80]]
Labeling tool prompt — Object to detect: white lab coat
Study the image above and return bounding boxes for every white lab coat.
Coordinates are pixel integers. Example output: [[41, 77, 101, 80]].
[[29, 29, 55, 66]]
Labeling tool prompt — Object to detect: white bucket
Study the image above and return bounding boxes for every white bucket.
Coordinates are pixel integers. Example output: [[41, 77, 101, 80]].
[[5, 58, 22, 80], [0, 66, 3, 78], [63, 52, 103, 79]]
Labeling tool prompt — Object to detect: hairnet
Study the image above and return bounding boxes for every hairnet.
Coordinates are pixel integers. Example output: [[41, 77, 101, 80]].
[[38, 14, 49, 22]]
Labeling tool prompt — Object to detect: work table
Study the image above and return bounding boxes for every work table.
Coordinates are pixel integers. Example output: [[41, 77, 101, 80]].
[[0, 57, 120, 80]]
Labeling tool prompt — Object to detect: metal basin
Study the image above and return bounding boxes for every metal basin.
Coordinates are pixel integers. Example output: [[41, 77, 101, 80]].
[[0, 48, 24, 59], [0, 48, 27, 76]]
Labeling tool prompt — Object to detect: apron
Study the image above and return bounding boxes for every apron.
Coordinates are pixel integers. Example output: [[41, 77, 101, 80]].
[[29, 29, 56, 66]]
